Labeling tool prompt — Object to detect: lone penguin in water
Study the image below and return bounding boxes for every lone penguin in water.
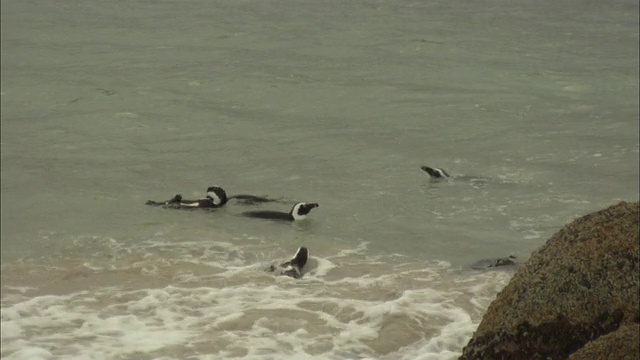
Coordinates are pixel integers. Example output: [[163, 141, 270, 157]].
[[145, 186, 277, 209], [242, 202, 319, 221], [420, 165, 491, 189], [470, 255, 517, 270], [421, 166, 450, 179], [269, 247, 309, 279]]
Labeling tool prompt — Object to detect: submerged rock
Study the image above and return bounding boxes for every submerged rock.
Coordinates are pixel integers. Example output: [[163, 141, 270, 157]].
[[460, 201, 640, 360]]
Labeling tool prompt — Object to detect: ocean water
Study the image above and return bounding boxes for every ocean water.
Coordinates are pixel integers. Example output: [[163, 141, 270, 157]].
[[1, 0, 638, 359]]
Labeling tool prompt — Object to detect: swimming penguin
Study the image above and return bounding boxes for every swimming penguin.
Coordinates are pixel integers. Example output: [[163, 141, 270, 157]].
[[145, 186, 278, 209], [269, 247, 309, 279], [242, 202, 319, 221], [470, 255, 518, 270], [421, 166, 450, 179], [421, 165, 491, 189], [145, 186, 229, 209]]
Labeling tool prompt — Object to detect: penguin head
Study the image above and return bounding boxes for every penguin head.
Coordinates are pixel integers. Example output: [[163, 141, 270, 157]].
[[421, 166, 450, 179], [206, 186, 228, 206], [290, 202, 319, 221]]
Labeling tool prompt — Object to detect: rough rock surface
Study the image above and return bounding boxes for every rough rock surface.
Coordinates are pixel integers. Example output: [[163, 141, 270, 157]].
[[568, 323, 639, 360], [460, 201, 639, 360]]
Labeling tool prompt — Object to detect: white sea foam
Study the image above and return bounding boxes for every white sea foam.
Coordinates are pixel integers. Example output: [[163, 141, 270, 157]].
[[3, 347, 54, 360], [1, 239, 514, 360]]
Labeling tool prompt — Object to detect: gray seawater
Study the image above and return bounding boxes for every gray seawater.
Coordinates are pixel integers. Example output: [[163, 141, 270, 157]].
[[1, 0, 638, 359]]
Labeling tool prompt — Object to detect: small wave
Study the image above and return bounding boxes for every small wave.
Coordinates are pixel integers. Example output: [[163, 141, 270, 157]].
[[1, 239, 512, 360]]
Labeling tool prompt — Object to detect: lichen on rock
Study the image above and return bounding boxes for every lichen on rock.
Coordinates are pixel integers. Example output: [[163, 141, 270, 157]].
[[460, 201, 639, 360], [568, 323, 639, 360]]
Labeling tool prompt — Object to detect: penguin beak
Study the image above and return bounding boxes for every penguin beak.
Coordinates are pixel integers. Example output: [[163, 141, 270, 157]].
[[308, 203, 319, 209]]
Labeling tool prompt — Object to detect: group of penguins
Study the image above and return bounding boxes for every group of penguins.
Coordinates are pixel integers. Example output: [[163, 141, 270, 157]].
[[145, 166, 450, 279]]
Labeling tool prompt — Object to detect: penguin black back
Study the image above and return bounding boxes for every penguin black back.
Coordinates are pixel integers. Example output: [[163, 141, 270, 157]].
[[242, 202, 319, 221], [228, 194, 279, 204], [421, 166, 450, 179]]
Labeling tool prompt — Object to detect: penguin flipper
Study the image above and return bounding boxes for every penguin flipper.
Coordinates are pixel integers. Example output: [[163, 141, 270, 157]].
[[145, 194, 183, 207]]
